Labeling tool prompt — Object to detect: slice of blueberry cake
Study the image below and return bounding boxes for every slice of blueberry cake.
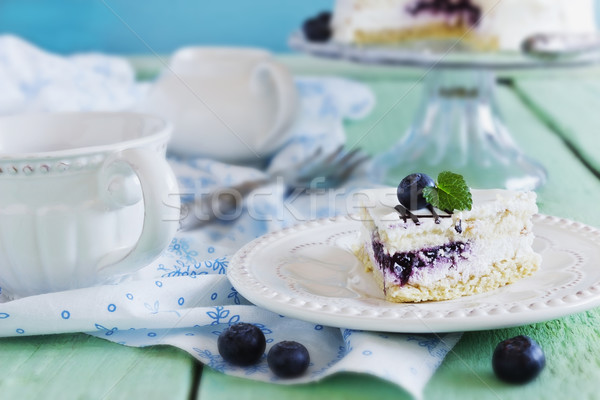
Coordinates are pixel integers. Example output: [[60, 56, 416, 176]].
[[354, 172, 541, 303]]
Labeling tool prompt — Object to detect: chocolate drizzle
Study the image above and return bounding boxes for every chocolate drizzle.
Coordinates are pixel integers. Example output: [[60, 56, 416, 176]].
[[454, 219, 463, 233], [394, 204, 452, 225], [406, 0, 482, 26], [427, 204, 442, 224], [394, 204, 421, 225]]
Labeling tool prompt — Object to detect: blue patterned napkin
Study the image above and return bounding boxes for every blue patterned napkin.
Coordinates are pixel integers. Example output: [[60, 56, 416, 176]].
[[0, 235, 460, 400], [0, 36, 461, 399]]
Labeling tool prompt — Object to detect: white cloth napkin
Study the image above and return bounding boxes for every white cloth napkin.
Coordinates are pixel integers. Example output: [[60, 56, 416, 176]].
[[0, 35, 144, 113], [0, 35, 461, 400]]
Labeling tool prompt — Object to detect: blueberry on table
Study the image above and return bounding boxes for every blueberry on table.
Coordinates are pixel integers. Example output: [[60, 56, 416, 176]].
[[303, 11, 332, 42], [397, 173, 435, 210], [217, 323, 266, 366], [492, 335, 546, 384], [267, 341, 310, 378]]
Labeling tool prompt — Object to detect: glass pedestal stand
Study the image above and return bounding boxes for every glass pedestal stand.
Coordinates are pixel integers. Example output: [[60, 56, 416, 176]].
[[289, 31, 600, 191], [371, 68, 546, 190]]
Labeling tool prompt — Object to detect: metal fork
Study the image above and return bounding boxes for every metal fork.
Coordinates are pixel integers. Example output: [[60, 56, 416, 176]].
[[179, 146, 370, 230]]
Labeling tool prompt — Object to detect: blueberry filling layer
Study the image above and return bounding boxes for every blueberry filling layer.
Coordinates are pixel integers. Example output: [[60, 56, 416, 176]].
[[372, 239, 471, 286], [407, 0, 482, 26]]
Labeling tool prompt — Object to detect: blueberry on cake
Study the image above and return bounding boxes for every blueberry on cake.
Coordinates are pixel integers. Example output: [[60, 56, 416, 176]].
[[354, 172, 541, 303]]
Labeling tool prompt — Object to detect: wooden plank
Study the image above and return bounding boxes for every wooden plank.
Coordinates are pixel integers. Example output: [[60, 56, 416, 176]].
[[129, 54, 427, 82], [495, 83, 600, 226], [199, 370, 413, 400], [0, 333, 196, 400], [129, 54, 600, 82], [426, 309, 600, 400], [344, 80, 421, 156], [511, 79, 600, 175]]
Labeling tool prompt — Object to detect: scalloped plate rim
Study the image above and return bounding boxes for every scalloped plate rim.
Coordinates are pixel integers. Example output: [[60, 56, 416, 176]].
[[227, 214, 600, 333]]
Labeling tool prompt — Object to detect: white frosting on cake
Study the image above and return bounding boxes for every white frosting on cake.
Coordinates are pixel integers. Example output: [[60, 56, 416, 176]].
[[355, 187, 541, 302], [332, 0, 597, 50], [358, 188, 537, 250]]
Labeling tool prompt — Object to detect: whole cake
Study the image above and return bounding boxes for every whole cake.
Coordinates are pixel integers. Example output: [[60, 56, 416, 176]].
[[327, 0, 597, 51], [354, 172, 541, 303]]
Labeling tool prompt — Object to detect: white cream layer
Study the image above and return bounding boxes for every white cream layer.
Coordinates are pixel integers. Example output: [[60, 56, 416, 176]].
[[358, 188, 538, 253]]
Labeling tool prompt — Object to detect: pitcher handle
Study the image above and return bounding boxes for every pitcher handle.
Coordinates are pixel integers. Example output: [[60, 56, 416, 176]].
[[252, 61, 298, 152]]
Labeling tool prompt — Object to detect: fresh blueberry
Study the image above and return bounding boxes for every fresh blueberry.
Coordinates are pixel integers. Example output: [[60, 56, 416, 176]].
[[397, 173, 435, 210], [267, 341, 310, 378], [302, 11, 332, 42], [492, 335, 546, 384], [217, 323, 266, 366]]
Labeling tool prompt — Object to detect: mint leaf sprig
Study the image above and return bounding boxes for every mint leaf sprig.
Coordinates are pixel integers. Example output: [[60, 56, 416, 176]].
[[423, 171, 472, 212]]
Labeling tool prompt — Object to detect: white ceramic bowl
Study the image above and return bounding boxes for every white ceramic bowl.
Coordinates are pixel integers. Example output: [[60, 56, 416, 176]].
[[0, 112, 180, 298]]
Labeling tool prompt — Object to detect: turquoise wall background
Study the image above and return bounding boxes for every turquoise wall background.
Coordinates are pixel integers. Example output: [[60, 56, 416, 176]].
[[0, 0, 333, 54], [0, 0, 598, 55]]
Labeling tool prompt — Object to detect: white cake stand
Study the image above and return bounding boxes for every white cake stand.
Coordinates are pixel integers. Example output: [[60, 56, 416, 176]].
[[290, 32, 600, 190]]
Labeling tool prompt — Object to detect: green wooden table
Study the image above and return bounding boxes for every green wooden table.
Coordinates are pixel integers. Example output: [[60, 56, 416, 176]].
[[2, 56, 600, 399]]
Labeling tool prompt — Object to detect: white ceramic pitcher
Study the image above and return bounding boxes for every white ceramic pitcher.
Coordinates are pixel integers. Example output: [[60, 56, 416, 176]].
[[141, 47, 298, 162], [0, 112, 180, 298]]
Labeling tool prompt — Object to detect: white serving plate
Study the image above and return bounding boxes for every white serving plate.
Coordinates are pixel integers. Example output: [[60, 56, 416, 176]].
[[228, 214, 600, 333]]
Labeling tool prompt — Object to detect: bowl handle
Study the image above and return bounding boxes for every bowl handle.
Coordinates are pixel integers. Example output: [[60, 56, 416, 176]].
[[97, 147, 180, 278], [252, 61, 298, 152]]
